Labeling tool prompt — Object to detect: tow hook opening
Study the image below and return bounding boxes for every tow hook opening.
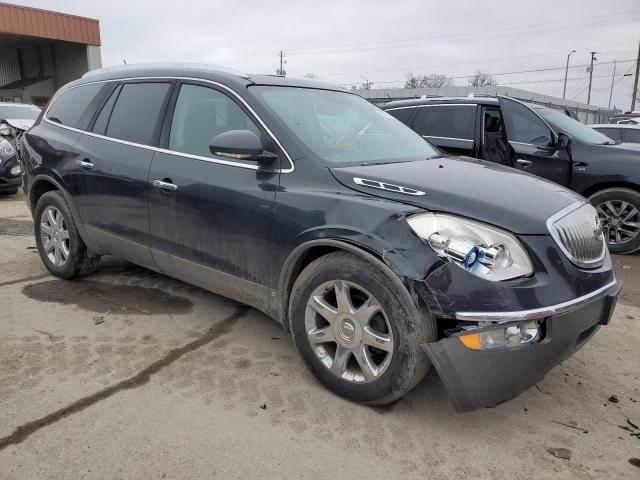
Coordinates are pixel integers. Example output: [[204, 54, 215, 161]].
[[456, 319, 545, 351]]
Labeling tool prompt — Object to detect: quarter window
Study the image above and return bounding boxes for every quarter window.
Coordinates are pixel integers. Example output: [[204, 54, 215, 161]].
[[104, 83, 171, 146], [622, 129, 640, 143], [593, 128, 620, 142], [169, 84, 260, 158], [387, 107, 416, 127], [412, 105, 476, 140], [46, 83, 105, 129]]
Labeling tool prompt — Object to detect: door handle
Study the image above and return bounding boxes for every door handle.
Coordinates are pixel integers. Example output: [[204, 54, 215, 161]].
[[152, 179, 178, 191], [75, 159, 94, 170], [516, 159, 532, 167]]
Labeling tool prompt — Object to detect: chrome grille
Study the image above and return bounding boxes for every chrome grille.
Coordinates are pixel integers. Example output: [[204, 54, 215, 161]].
[[547, 202, 606, 268]]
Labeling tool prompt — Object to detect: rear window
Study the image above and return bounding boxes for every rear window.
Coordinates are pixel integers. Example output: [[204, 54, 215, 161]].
[[103, 83, 171, 146], [386, 107, 416, 126], [622, 129, 640, 143], [412, 105, 476, 140], [593, 127, 620, 141], [46, 83, 105, 129]]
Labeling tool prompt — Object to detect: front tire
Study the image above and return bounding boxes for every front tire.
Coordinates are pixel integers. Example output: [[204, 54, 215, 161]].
[[589, 188, 640, 254], [34, 190, 100, 278], [289, 251, 436, 405]]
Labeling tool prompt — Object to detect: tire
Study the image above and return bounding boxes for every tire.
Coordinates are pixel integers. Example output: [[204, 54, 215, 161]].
[[589, 188, 640, 255], [289, 251, 437, 405], [34, 190, 100, 278], [1, 188, 18, 195]]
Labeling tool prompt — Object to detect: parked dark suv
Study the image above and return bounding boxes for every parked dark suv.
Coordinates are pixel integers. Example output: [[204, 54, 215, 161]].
[[21, 64, 620, 412], [383, 96, 640, 254]]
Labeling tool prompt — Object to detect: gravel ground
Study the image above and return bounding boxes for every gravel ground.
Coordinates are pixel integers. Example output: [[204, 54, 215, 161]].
[[0, 191, 638, 479]]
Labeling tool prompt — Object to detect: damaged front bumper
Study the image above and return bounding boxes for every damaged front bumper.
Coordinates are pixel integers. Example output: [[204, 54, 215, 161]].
[[422, 279, 621, 413]]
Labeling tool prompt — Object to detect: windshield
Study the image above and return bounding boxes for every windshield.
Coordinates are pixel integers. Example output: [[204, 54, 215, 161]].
[[253, 86, 440, 165], [0, 105, 41, 121], [535, 107, 614, 145]]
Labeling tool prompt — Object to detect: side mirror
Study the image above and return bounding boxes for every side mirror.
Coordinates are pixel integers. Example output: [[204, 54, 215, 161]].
[[557, 132, 573, 150], [209, 130, 277, 164]]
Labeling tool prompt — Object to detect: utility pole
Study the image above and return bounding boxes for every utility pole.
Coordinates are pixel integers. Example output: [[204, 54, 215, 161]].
[[587, 51, 597, 105], [631, 38, 640, 112], [608, 60, 617, 109], [562, 49, 576, 99], [276, 50, 286, 76]]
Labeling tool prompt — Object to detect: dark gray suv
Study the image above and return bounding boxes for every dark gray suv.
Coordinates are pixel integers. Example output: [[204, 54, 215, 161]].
[[20, 64, 620, 411]]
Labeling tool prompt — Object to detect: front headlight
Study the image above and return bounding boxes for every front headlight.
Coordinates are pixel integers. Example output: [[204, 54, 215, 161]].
[[407, 213, 534, 281], [0, 123, 15, 137], [0, 138, 15, 156]]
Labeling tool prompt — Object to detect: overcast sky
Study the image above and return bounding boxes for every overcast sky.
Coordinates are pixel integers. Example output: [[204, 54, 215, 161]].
[[11, 0, 640, 109]]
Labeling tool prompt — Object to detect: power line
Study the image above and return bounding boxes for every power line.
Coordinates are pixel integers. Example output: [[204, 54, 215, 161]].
[[337, 59, 636, 86], [285, 12, 640, 56], [326, 43, 638, 78]]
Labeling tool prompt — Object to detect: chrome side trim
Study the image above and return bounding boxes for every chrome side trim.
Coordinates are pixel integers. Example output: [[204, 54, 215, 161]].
[[385, 103, 477, 111], [423, 135, 473, 143], [42, 76, 295, 173], [353, 177, 426, 196], [455, 279, 619, 322]]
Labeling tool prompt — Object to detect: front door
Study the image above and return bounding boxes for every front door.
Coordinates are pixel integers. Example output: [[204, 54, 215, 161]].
[[147, 82, 281, 311], [73, 81, 173, 267], [498, 96, 571, 186]]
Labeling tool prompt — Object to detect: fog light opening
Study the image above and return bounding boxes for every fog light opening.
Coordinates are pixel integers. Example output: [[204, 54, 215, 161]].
[[10, 165, 21, 176], [458, 320, 542, 350]]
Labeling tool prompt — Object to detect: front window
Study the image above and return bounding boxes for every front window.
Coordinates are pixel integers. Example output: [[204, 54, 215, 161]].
[[536, 107, 615, 145], [0, 105, 41, 120], [252, 86, 440, 165]]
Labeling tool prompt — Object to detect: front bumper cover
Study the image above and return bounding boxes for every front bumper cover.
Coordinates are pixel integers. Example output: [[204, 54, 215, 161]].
[[422, 280, 621, 413]]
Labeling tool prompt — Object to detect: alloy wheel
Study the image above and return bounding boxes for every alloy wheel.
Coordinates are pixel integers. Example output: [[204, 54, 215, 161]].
[[40, 206, 70, 267], [596, 200, 640, 245], [304, 280, 394, 383]]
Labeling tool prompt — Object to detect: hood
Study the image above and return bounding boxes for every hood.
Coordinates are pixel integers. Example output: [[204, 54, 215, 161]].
[[4, 118, 35, 132], [330, 156, 583, 235]]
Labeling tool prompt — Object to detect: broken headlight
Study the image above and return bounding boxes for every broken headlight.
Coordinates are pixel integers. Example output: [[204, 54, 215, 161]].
[[0, 138, 15, 156], [407, 213, 534, 281]]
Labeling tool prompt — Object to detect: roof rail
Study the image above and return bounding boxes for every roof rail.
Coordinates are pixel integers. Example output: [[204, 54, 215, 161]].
[[82, 62, 250, 79]]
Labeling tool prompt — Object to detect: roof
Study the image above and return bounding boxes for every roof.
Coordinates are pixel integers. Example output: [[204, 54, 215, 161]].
[[0, 3, 100, 46], [0, 102, 40, 108], [383, 96, 499, 109], [73, 63, 347, 92], [0, 77, 51, 90], [591, 123, 640, 130]]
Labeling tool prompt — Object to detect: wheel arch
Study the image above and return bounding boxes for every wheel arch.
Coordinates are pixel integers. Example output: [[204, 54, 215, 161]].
[[581, 181, 640, 199], [29, 174, 88, 246], [277, 239, 420, 331]]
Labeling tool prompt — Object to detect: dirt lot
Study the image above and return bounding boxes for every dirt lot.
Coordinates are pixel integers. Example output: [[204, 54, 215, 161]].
[[0, 191, 638, 479]]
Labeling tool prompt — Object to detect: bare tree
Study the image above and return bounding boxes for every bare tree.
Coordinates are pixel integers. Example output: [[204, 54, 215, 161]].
[[360, 79, 374, 90], [468, 70, 498, 87], [405, 72, 453, 88]]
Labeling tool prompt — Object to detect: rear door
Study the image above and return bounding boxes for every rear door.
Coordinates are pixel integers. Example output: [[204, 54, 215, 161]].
[[498, 96, 571, 186], [73, 81, 173, 267], [147, 81, 282, 311], [411, 104, 478, 156]]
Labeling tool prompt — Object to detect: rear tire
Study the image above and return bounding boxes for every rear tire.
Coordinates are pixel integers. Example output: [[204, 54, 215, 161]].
[[289, 251, 436, 405], [34, 190, 100, 278], [589, 188, 640, 255]]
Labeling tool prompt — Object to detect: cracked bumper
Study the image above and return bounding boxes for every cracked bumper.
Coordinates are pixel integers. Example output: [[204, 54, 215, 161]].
[[422, 280, 621, 413]]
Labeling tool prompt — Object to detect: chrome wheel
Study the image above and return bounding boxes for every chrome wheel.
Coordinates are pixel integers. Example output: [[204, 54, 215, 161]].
[[40, 206, 70, 267], [304, 280, 394, 383], [596, 200, 640, 245]]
